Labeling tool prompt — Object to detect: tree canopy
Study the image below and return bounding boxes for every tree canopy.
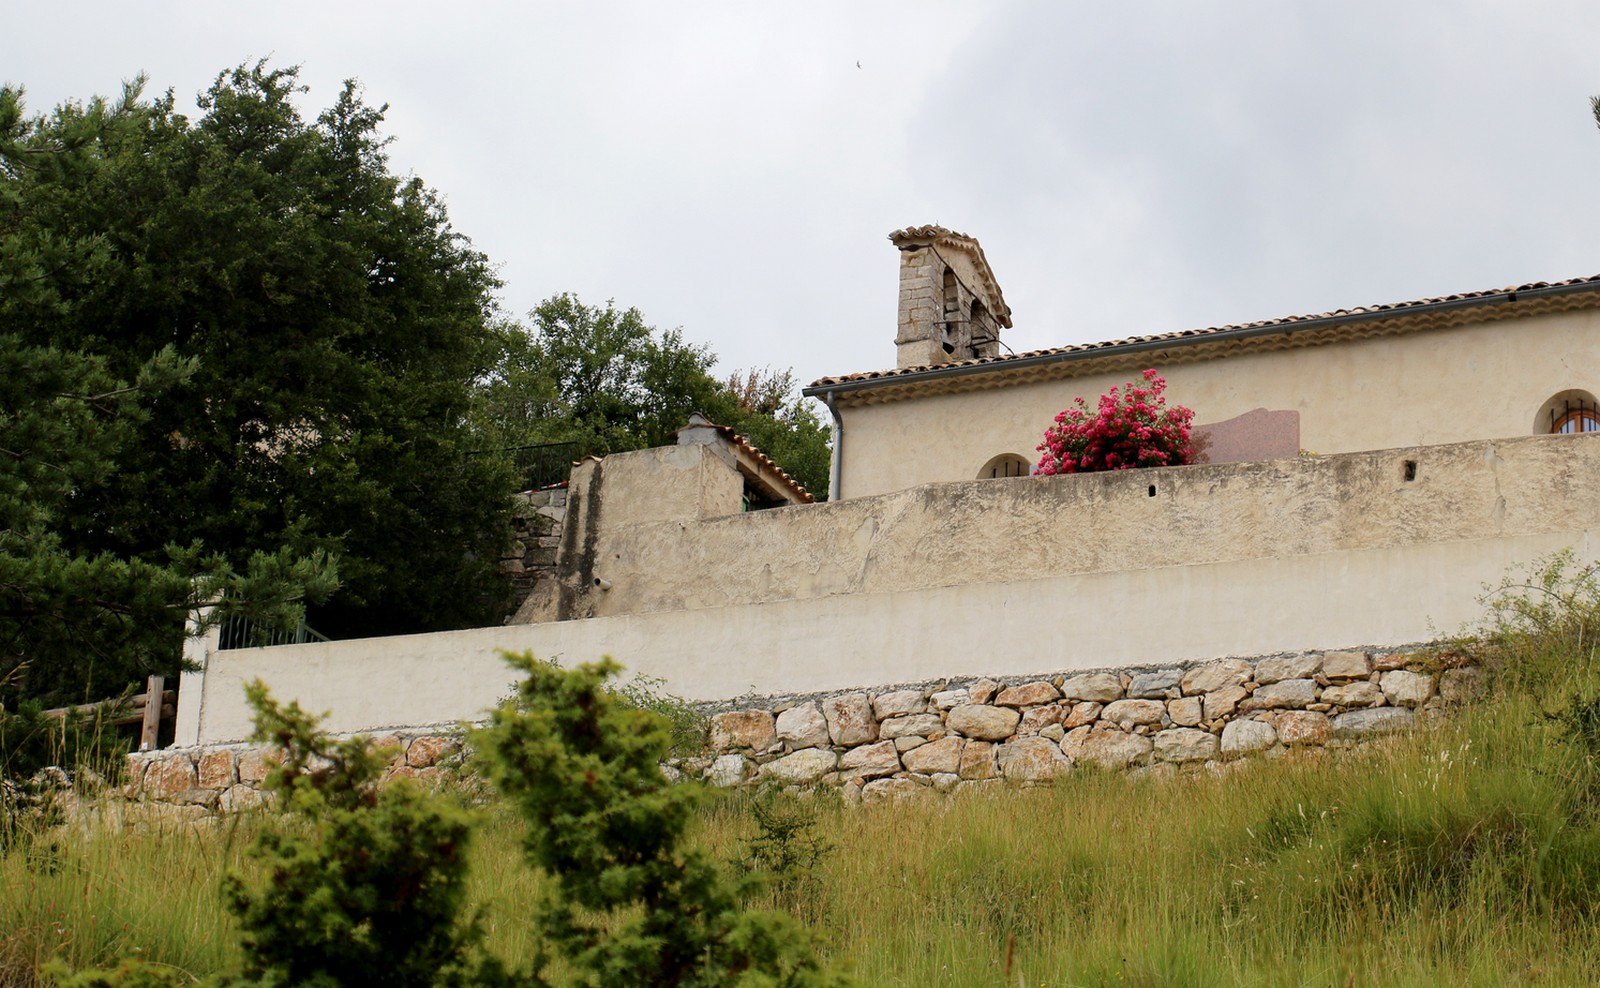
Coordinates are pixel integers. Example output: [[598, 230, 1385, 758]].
[[474, 294, 831, 497], [1, 62, 514, 702], [1, 62, 829, 707]]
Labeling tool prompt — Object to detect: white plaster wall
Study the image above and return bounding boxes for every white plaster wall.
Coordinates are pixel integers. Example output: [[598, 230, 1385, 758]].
[[837, 310, 1600, 498], [179, 432, 1600, 744], [181, 530, 1589, 745]]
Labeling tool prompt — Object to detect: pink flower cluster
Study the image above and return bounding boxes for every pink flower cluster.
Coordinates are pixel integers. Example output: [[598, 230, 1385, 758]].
[[1035, 369, 1196, 475]]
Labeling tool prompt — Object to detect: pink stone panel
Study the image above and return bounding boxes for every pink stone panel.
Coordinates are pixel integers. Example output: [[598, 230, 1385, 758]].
[[1192, 408, 1300, 465]]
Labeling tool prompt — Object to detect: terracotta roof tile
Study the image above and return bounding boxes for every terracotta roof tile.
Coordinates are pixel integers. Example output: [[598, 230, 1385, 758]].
[[670, 417, 814, 505], [807, 273, 1600, 390]]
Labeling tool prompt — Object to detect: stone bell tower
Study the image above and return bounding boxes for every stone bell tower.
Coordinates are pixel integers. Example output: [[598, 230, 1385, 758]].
[[890, 225, 1013, 369]]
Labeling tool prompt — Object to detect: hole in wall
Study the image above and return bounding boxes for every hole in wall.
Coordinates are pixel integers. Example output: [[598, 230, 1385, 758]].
[[1148, 484, 1157, 497], [1402, 460, 1417, 482]]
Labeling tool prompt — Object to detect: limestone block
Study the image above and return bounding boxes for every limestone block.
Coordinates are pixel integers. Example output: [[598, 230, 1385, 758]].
[[1321, 682, 1384, 708], [1039, 724, 1066, 742], [218, 784, 266, 814], [775, 703, 831, 749], [947, 704, 1021, 741], [879, 713, 945, 740], [894, 736, 927, 752], [1064, 701, 1103, 729], [761, 749, 838, 786], [1440, 667, 1484, 704], [140, 803, 212, 827], [174, 786, 220, 809], [710, 710, 778, 752], [1018, 705, 1064, 735], [1333, 707, 1414, 739], [872, 689, 928, 719], [121, 756, 147, 799], [823, 693, 879, 746], [1371, 653, 1410, 672], [861, 778, 925, 805], [1255, 655, 1321, 684], [1203, 686, 1250, 721], [407, 736, 461, 769], [1239, 679, 1317, 712], [995, 681, 1061, 708], [1072, 730, 1154, 771], [1276, 711, 1333, 746], [958, 740, 1000, 780], [998, 737, 1072, 781], [707, 753, 749, 788], [967, 678, 1000, 704], [1181, 660, 1253, 695], [1320, 651, 1371, 680], [1380, 670, 1436, 708], [902, 737, 965, 775], [1100, 699, 1166, 728], [930, 688, 970, 711], [930, 773, 961, 793], [1059, 725, 1090, 762], [839, 741, 901, 780], [1127, 669, 1183, 698], [196, 751, 236, 790], [1167, 696, 1204, 727], [1059, 673, 1124, 703], [145, 755, 197, 800], [1154, 728, 1218, 763], [1220, 719, 1277, 755]]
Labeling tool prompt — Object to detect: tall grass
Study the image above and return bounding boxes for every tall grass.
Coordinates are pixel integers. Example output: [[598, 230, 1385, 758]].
[[8, 554, 1600, 986]]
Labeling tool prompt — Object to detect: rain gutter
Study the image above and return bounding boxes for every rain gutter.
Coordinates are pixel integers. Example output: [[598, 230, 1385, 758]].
[[801, 280, 1600, 401]]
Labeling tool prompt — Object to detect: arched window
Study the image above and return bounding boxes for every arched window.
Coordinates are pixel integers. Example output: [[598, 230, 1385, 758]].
[[1554, 405, 1600, 434], [978, 453, 1032, 479], [1536, 390, 1600, 435]]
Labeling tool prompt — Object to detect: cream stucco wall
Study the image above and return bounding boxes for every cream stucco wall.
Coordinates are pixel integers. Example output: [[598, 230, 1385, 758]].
[[834, 310, 1600, 498], [570, 431, 1600, 620], [179, 433, 1600, 744]]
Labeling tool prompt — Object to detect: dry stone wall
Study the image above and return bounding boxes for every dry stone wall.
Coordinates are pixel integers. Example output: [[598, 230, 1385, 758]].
[[121, 729, 469, 822], [681, 647, 1479, 804], [121, 648, 1477, 816]]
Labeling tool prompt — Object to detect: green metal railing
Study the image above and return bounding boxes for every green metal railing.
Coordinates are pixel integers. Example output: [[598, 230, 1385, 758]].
[[217, 616, 331, 650]]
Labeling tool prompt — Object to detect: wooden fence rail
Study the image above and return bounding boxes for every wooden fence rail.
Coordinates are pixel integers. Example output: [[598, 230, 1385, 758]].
[[43, 675, 173, 751]]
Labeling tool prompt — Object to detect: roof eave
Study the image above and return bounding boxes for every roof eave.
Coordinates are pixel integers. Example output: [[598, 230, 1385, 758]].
[[802, 279, 1600, 401]]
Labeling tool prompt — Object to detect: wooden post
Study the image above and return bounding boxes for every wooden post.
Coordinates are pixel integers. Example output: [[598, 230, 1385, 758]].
[[140, 674, 164, 752]]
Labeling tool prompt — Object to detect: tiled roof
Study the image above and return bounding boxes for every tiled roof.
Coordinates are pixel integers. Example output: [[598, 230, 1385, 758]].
[[806, 273, 1600, 393], [671, 416, 814, 505]]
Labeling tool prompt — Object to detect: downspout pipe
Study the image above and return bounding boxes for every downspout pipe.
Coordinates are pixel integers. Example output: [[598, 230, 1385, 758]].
[[825, 391, 844, 502]]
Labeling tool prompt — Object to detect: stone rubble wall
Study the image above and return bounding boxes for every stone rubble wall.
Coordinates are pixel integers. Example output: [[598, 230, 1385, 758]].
[[500, 488, 567, 615], [684, 647, 1479, 804], [121, 730, 467, 822], [122, 648, 1476, 816]]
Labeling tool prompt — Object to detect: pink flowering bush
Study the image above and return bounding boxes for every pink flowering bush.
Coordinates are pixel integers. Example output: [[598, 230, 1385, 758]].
[[1035, 369, 1196, 475]]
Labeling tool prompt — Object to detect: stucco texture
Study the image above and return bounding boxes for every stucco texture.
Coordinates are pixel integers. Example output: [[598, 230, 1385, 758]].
[[835, 310, 1600, 497], [180, 433, 1600, 743]]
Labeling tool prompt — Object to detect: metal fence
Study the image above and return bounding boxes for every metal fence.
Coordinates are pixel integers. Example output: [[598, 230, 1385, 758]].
[[217, 615, 331, 650], [493, 441, 582, 491]]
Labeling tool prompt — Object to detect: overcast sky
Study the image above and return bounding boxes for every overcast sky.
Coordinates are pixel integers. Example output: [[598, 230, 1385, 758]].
[[9, 2, 1600, 393]]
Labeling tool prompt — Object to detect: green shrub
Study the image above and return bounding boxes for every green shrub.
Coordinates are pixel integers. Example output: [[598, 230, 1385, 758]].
[[477, 653, 850, 988], [49, 654, 849, 987]]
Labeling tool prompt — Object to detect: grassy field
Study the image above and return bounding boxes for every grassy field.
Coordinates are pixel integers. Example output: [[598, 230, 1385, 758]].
[[7, 565, 1600, 986]]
